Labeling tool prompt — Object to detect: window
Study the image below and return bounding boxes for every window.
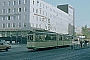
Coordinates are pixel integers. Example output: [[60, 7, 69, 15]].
[[40, 3, 41, 7], [33, 0, 34, 5], [42, 18, 44, 21], [24, 15, 27, 20], [33, 8, 34, 12], [46, 6, 48, 9], [43, 4, 44, 8], [50, 8, 52, 11], [39, 17, 41, 21], [18, 15, 21, 20], [2, 9, 5, 13], [8, 1, 11, 6], [24, 7, 27, 12], [31, 23, 34, 27], [36, 16, 38, 21], [36, 9, 38, 13], [2, 23, 5, 28], [23, 23, 26, 27], [8, 9, 10, 13], [2, 2, 5, 6], [43, 11, 44, 15], [18, 0, 21, 4], [13, 16, 16, 20], [36, 24, 38, 28], [48, 19, 50, 23], [8, 16, 10, 20], [37, 1, 39, 3], [46, 12, 47, 16], [18, 23, 21, 27], [33, 16, 34, 20], [24, 0, 27, 4], [40, 10, 41, 14], [50, 14, 52, 18], [13, 8, 16, 13], [8, 23, 10, 27], [13, 1, 16, 5], [45, 25, 47, 29], [12, 23, 15, 27], [18, 8, 21, 12], [39, 24, 41, 28], [37, 1, 39, 6], [2, 16, 5, 20]]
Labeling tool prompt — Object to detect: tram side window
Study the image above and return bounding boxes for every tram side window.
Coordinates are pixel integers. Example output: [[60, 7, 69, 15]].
[[45, 35, 51, 40], [36, 36, 41, 41], [35, 35, 43, 41], [59, 36, 62, 40], [35, 35, 39, 41], [51, 36, 56, 40], [45, 35, 56, 41]]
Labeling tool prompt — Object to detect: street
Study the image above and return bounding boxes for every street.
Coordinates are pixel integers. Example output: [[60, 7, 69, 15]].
[[0, 44, 90, 60]]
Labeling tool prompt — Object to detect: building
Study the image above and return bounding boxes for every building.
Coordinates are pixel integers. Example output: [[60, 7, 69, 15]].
[[57, 4, 75, 35], [0, 0, 74, 43]]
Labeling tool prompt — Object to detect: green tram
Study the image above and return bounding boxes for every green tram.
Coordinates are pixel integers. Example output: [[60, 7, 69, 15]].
[[27, 31, 73, 50]]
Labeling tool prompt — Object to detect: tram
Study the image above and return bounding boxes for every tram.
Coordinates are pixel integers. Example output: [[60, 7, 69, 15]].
[[27, 30, 73, 50]]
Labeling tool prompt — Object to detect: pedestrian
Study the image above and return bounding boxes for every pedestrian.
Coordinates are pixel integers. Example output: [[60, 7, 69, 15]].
[[80, 40, 82, 48], [70, 45, 73, 49], [83, 40, 87, 47]]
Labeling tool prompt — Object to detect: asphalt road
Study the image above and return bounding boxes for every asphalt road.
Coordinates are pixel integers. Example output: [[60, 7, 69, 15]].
[[0, 44, 90, 60]]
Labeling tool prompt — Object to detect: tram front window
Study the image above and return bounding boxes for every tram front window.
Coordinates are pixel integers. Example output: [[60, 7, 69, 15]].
[[27, 35, 33, 42]]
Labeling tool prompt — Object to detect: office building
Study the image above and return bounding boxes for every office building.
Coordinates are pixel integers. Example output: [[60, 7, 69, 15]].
[[0, 0, 74, 43]]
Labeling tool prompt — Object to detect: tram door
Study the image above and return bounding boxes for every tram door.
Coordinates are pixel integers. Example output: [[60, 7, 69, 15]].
[[27, 34, 33, 42]]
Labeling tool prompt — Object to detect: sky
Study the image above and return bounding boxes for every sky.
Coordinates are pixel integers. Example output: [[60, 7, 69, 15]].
[[43, 0, 90, 27]]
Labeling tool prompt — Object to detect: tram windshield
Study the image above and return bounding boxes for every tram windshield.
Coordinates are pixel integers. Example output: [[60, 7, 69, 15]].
[[27, 34, 33, 42]]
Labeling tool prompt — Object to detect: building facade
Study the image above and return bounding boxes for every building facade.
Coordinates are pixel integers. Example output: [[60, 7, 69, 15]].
[[57, 4, 75, 35], [0, 0, 74, 43]]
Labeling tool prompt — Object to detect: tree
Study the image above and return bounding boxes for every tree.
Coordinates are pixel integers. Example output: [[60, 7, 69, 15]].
[[82, 25, 90, 39]]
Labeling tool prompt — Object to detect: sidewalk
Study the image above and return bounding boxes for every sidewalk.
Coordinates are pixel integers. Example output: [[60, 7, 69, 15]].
[[11, 44, 26, 48]]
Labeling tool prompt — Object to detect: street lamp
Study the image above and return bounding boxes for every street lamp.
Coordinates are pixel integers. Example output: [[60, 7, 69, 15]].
[[16, 31, 18, 44], [10, 33, 12, 44], [16, 36, 17, 44], [21, 35, 22, 44]]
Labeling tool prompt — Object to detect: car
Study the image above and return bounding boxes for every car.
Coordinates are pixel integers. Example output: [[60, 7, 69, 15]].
[[0, 42, 11, 51], [72, 38, 80, 45]]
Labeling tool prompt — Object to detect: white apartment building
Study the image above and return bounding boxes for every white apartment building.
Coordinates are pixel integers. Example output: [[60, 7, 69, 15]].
[[0, 0, 74, 42]]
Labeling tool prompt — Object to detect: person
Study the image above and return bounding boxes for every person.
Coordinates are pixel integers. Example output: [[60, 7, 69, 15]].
[[83, 40, 87, 47], [70, 45, 73, 49], [80, 40, 82, 48]]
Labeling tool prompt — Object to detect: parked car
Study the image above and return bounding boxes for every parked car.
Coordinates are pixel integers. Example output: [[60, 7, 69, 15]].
[[0, 42, 11, 51]]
